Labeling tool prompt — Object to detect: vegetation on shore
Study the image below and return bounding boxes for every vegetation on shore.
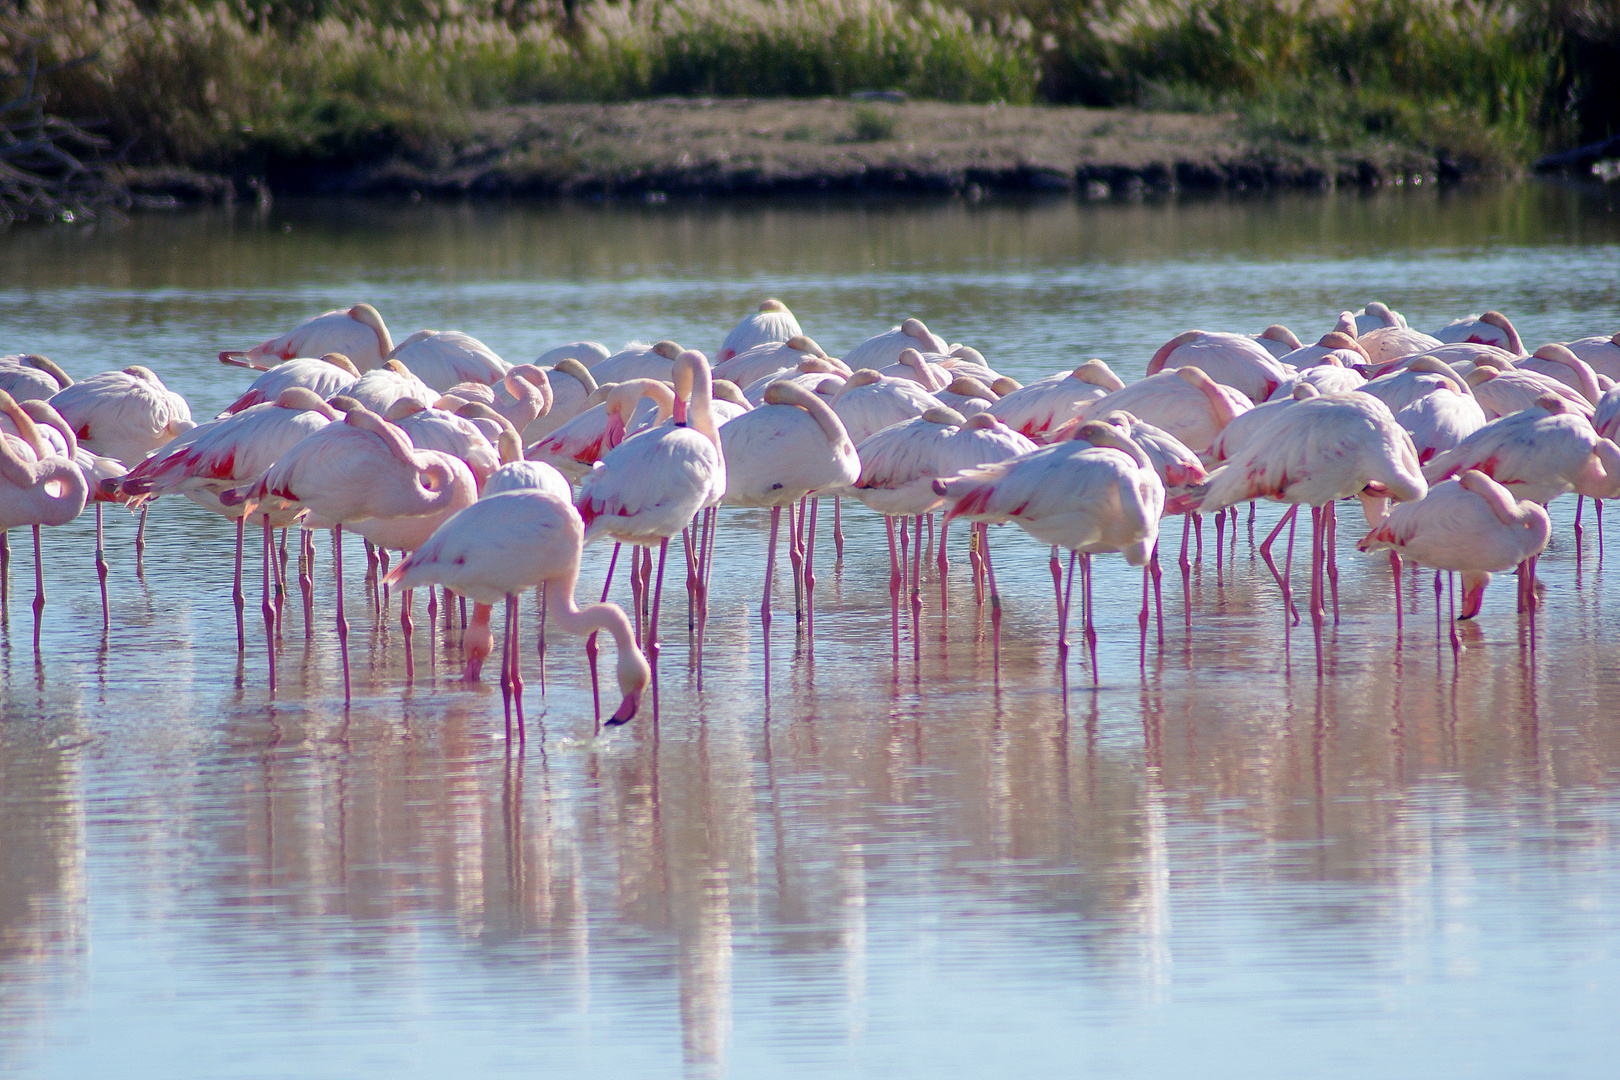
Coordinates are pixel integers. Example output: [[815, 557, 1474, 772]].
[[1, 0, 1616, 212]]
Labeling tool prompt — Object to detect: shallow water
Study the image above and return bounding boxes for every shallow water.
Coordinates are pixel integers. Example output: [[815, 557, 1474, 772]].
[[3, 184, 1620, 1078]]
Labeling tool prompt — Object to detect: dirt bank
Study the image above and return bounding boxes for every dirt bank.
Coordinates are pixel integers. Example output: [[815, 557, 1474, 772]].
[[123, 98, 1502, 205]]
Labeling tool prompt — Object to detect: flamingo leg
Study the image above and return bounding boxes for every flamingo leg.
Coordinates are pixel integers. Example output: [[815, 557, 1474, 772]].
[[535, 586, 547, 695], [982, 522, 1002, 678], [276, 527, 289, 636], [967, 519, 984, 606], [233, 515, 246, 652], [1390, 551, 1403, 640], [886, 516, 902, 661], [762, 506, 780, 635], [1151, 541, 1165, 649], [1575, 495, 1584, 563], [1325, 500, 1340, 622], [135, 504, 147, 574], [787, 499, 805, 622], [833, 495, 844, 560], [1179, 513, 1193, 612], [1048, 545, 1068, 657], [96, 503, 109, 634], [500, 593, 515, 739], [1447, 571, 1461, 662], [1214, 504, 1225, 568], [1258, 504, 1301, 624], [1193, 509, 1203, 561], [2, 530, 9, 618], [363, 538, 379, 613], [262, 515, 276, 693], [805, 497, 819, 647], [401, 583, 414, 682], [1310, 506, 1325, 677], [697, 505, 715, 686], [32, 524, 44, 652], [911, 513, 924, 664], [588, 542, 621, 734], [647, 537, 670, 720], [1598, 498, 1605, 569], [629, 545, 646, 647], [1139, 550, 1150, 670], [300, 529, 316, 639], [1082, 553, 1098, 686], [937, 509, 950, 613], [334, 525, 351, 703]]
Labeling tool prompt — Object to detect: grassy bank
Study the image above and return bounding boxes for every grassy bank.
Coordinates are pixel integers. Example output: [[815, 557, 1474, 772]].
[[3, 0, 1617, 199]]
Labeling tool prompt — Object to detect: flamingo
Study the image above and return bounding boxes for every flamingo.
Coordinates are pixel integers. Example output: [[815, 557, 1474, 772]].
[[1467, 361, 1594, 419], [720, 380, 860, 645], [119, 388, 343, 657], [935, 375, 998, 417], [1199, 392, 1427, 655], [576, 349, 726, 717], [713, 335, 837, 388], [1423, 395, 1620, 507], [587, 340, 684, 384], [1435, 311, 1525, 355], [218, 354, 360, 416], [340, 360, 437, 416], [386, 400, 510, 488], [436, 365, 553, 435], [1273, 330, 1370, 371], [224, 405, 471, 701], [1075, 366, 1250, 456], [0, 391, 89, 649], [841, 318, 949, 370], [717, 300, 806, 364], [385, 329, 508, 392], [535, 341, 611, 370], [1351, 301, 1407, 336], [1251, 324, 1303, 358], [1147, 330, 1290, 403], [986, 359, 1124, 441], [48, 365, 194, 468], [0, 354, 74, 401], [1357, 322, 1445, 367], [523, 358, 598, 442], [875, 348, 951, 391], [1358, 471, 1550, 647], [738, 358, 847, 406], [1562, 331, 1620, 381], [1268, 355, 1366, 399], [527, 379, 676, 482], [936, 346, 1003, 385], [221, 303, 392, 372], [1515, 344, 1605, 404], [937, 417, 1163, 682], [384, 490, 652, 737]]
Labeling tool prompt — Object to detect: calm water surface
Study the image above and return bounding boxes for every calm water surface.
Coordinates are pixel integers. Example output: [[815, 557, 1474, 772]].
[[3, 184, 1620, 1078]]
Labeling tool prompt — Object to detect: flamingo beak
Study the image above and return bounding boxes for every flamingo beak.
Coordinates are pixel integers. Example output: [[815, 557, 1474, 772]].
[[606, 689, 641, 726]]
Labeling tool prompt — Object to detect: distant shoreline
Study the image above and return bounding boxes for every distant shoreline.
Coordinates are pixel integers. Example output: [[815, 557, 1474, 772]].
[[116, 98, 1515, 210]]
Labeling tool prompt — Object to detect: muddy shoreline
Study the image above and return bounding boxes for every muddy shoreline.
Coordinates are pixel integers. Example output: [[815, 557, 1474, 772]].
[[120, 98, 1506, 207]]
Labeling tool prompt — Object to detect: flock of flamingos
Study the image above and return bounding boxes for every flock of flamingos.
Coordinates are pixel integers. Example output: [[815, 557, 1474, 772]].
[[3, 297, 1618, 735]]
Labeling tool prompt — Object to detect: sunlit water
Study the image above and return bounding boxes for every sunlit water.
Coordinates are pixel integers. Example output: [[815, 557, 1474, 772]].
[[3, 184, 1619, 1078]]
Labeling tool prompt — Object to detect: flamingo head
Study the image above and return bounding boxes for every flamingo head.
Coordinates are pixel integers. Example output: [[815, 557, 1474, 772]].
[[606, 642, 653, 726]]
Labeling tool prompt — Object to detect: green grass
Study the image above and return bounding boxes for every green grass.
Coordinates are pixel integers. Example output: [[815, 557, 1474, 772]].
[[5, 0, 1615, 180]]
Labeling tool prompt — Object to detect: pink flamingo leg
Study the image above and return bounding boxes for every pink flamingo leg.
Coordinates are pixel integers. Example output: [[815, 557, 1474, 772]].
[[937, 510, 950, 614], [262, 515, 277, 693], [32, 524, 44, 652], [805, 497, 819, 646], [1310, 506, 1326, 677], [2, 531, 9, 617], [587, 542, 621, 733], [300, 530, 316, 640], [1178, 513, 1193, 613], [535, 586, 547, 696], [333, 525, 351, 703], [967, 520, 985, 606], [886, 515, 902, 661], [647, 537, 670, 720], [233, 514, 246, 652], [833, 496, 845, 560], [1390, 551, 1403, 640], [1325, 500, 1340, 622], [135, 504, 147, 575], [401, 584, 414, 683], [96, 503, 109, 633], [1574, 495, 1584, 563], [1081, 553, 1099, 685], [911, 513, 924, 664], [762, 506, 781, 634], [1258, 504, 1300, 624], [1049, 545, 1066, 656], [981, 523, 1002, 678]]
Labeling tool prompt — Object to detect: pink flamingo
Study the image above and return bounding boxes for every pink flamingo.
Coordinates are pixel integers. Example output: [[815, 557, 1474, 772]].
[[385, 489, 652, 738], [1358, 470, 1550, 650], [1467, 360, 1595, 419], [576, 350, 725, 718], [0, 354, 74, 401], [876, 348, 951, 391], [1562, 331, 1620, 381], [938, 418, 1163, 683], [1435, 311, 1525, 355], [0, 391, 88, 649], [340, 360, 437, 416], [986, 359, 1124, 441], [527, 379, 675, 482], [1199, 393, 1426, 660], [385, 329, 509, 392], [1515, 344, 1605, 404], [221, 303, 392, 372], [219, 353, 360, 416], [714, 334, 838, 388], [588, 340, 685, 384], [1075, 366, 1250, 456], [225, 405, 471, 701], [717, 299, 803, 363], [522, 358, 599, 442], [1147, 330, 1290, 403], [436, 365, 553, 436], [935, 375, 999, 417], [841, 318, 949, 370], [1251, 324, 1303, 358], [720, 381, 860, 647]]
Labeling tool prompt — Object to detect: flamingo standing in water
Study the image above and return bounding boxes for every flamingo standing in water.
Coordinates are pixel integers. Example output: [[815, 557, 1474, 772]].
[[225, 405, 471, 701], [1147, 330, 1291, 403], [218, 353, 360, 415], [1199, 392, 1427, 665], [937, 417, 1163, 683], [717, 299, 804, 363], [0, 354, 74, 402], [221, 303, 393, 372], [719, 381, 860, 649], [1358, 470, 1550, 651], [385, 489, 652, 738], [385, 329, 509, 392], [576, 349, 726, 717], [0, 390, 89, 647], [986, 359, 1123, 441]]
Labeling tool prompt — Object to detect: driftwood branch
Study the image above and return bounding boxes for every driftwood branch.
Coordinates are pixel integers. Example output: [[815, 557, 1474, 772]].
[[0, 31, 127, 224]]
